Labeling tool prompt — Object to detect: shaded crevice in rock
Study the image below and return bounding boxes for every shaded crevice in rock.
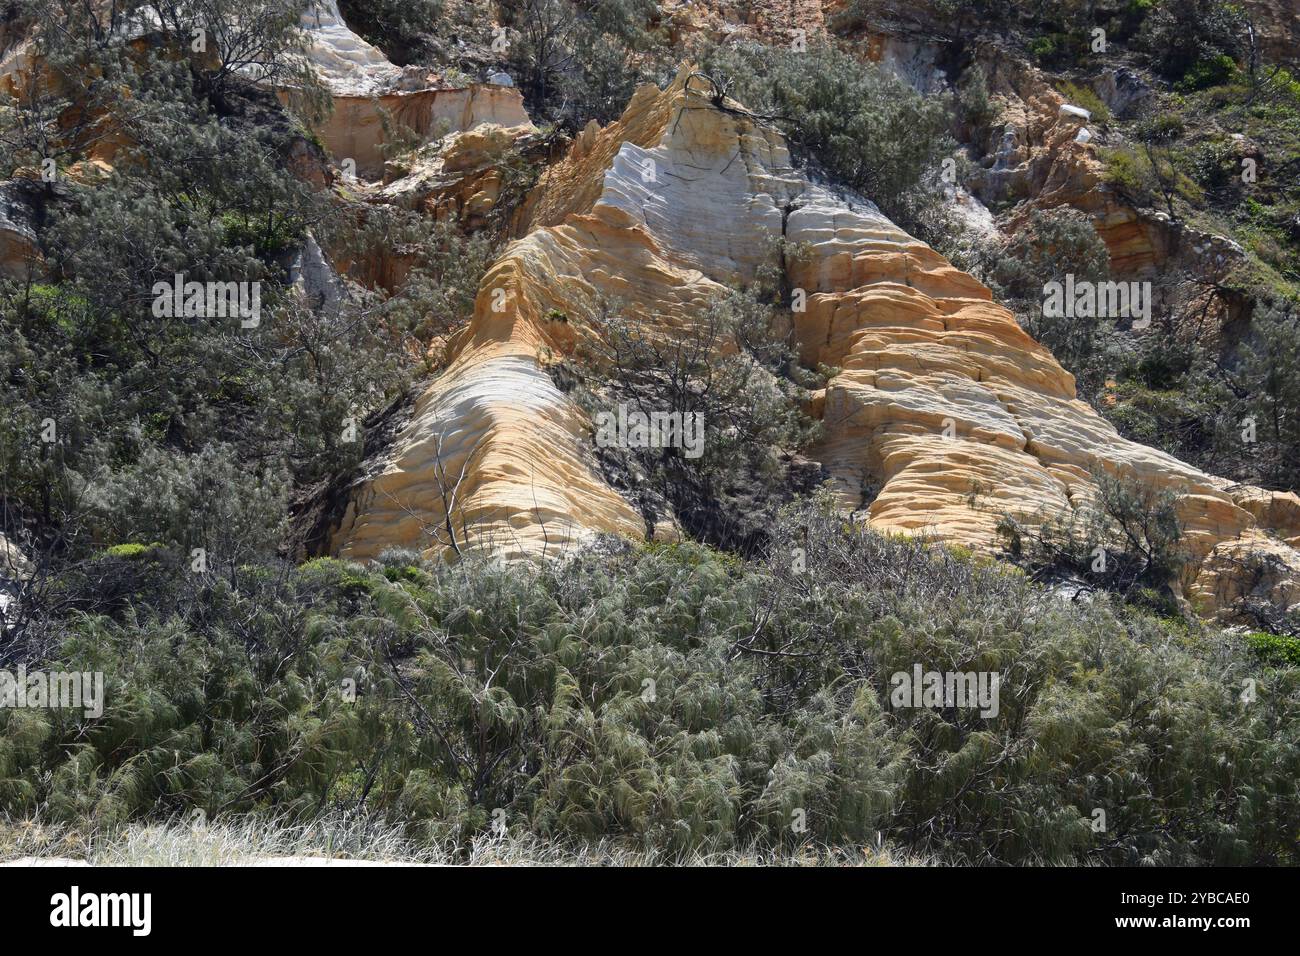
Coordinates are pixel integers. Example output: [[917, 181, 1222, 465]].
[[282, 389, 418, 561]]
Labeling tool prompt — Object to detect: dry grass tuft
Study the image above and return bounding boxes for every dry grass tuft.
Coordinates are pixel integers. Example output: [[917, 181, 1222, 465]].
[[0, 813, 933, 867]]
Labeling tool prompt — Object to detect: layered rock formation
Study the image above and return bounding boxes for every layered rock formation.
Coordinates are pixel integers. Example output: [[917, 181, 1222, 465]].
[[2, 2, 1294, 617], [330, 64, 1300, 617], [665, 1, 1257, 290], [300, 0, 408, 95], [300, 0, 533, 179], [960, 46, 1248, 284]]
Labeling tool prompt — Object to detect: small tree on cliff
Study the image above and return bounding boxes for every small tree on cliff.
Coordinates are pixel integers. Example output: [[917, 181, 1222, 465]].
[[1231, 301, 1300, 490], [997, 469, 1187, 610], [498, 0, 663, 129], [1139, 0, 1246, 84], [555, 289, 820, 554]]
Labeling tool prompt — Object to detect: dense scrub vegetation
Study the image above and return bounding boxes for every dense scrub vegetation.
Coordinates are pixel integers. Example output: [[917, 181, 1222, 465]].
[[0, 1, 496, 581], [548, 284, 822, 555], [3, 504, 1298, 864], [1091, 55, 1300, 491]]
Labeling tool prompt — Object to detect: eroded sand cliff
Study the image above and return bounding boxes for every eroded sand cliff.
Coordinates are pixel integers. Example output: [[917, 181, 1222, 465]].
[[324, 59, 1300, 616]]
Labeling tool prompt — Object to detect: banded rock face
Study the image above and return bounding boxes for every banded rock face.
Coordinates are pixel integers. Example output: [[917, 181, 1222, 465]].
[[300, 0, 405, 95], [332, 65, 1300, 616], [300, 1, 533, 179]]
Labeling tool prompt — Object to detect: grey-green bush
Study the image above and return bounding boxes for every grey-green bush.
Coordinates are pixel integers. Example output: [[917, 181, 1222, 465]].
[[4, 503, 1297, 864]]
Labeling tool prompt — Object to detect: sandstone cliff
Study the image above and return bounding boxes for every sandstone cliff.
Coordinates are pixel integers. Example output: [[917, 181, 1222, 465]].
[[299, 1, 534, 180], [8, 2, 1293, 620], [328, 63, 1300, 617]]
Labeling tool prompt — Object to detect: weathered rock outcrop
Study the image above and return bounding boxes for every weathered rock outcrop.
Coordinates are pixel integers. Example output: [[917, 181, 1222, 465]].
[[661, 0, 827, 46], [0, 179, 41, 280], [963, 47, 1247, 283], [3, 2, 1290, 617], [373, 122, 535, 229], [300, 0, 407, 94], [836, 25, 1251, 293], [1241, 0, 1300, 65], [318, 83, 533, 180], [299, 1, 533, 179], [330, 65, 1300, 617]]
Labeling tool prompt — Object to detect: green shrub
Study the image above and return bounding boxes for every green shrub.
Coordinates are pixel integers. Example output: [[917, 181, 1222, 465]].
[[958, 68, 1002, 131], [1148, 112, 1186, 140], [1057, 82, 1111, 126], [1028, 35, 1058, 64], [102, 543, 159, 561], [1140, 0, 1245, 80], [1102, 143, 1202, 215], [997, 469, 1188, 606], [697, 41, 956, 242], [560, 288, 820, 554], [1178, 53, 1238, 91], [499, 0, 666, 128], [4, 504, 1298, 864], [969, 207, 1115, 400], [1235, 302, 1300, 489], [1245, 631, 1300, 667]]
